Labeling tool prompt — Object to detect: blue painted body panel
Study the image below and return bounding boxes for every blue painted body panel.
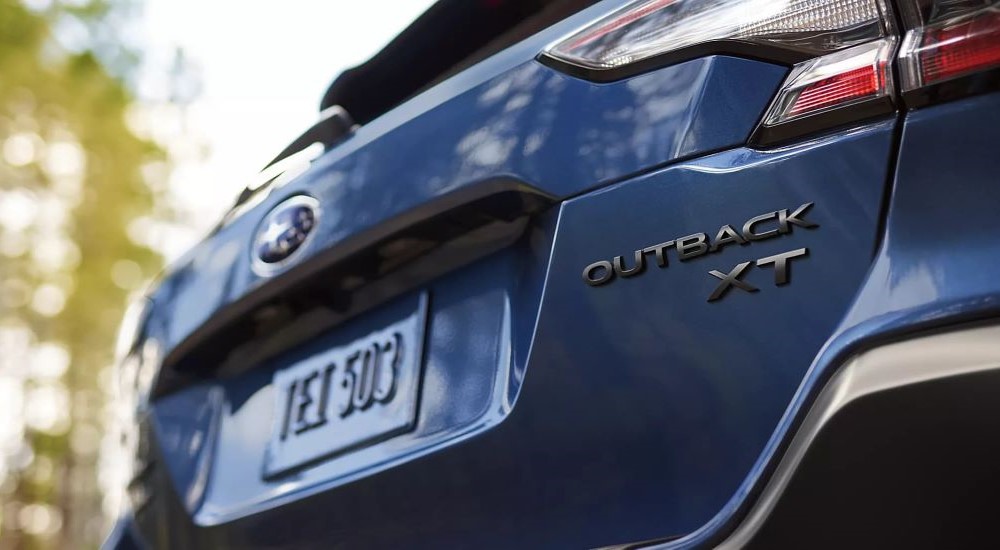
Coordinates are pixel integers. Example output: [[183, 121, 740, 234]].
[[526, 121, 894, 538], [667, 91, 1000, 548], [141, 122, 897, 547], [108, 0, 1000, 542], [149, 54, 786, 357]]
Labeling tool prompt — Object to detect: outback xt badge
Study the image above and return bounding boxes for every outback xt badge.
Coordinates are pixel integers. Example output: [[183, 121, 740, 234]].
[[581, 203, 818, 299]]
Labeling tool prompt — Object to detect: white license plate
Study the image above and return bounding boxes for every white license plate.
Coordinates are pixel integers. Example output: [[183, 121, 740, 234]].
[[263, 293, 428, 478]]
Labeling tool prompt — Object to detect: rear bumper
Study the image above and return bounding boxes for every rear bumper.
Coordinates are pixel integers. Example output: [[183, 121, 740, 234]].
[[722, 322, 1000, 548]]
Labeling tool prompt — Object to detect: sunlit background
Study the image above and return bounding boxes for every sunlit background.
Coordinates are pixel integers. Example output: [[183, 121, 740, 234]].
[[0, 0, 433, 547]]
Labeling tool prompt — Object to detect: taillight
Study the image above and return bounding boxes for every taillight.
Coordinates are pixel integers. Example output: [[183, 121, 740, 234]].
[[541, 0, 895, 80], [789, 68, 883, 117], [541, 0, 998, 143], [754, 38, 896, 144], [541, 0, 898, 144], [897, 0, 1000, 106]]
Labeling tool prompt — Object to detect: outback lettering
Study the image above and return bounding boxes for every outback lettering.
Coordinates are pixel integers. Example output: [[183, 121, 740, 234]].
[[582, 202, 818, 287]]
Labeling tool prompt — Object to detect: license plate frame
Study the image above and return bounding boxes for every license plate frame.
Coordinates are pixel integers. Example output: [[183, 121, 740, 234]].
[[263, 293, 428, 478]]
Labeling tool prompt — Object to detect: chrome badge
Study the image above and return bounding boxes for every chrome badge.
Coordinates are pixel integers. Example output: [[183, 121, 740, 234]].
[[252, 195, 320, 274]]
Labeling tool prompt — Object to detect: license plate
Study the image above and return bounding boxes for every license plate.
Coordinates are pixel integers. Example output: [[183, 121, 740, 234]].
[[263, 293, 428, 478]]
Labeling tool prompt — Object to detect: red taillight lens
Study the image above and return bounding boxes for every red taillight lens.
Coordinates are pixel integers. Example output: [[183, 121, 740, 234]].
[[900, 3, 1000, 92], [920, 11, 1000, 82], [759, 38, 895, 131], [789, 65, 884, 116]]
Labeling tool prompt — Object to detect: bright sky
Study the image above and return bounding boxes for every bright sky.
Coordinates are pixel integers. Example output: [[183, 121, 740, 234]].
[[135, 0, 437, 260]]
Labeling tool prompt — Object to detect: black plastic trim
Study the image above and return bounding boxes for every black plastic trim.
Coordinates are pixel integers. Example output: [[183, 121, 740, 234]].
[[536, 39, 810, 83], [902, 67, 1000, 109], [153, 180, 555, 398], [679, 304, 1000, 550], [745, 358, 1000, 548], [748, 95, 896, 147]]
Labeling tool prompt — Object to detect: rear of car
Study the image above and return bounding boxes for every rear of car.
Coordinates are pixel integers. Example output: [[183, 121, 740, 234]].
[[106, 0, 1000, 547]]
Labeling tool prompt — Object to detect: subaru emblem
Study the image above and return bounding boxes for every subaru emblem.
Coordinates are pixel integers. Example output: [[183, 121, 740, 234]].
[[252, 195, 320, 274]]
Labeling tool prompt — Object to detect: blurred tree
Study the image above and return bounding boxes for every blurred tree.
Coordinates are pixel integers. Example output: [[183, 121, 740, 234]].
[[0, 0, 164, 547]]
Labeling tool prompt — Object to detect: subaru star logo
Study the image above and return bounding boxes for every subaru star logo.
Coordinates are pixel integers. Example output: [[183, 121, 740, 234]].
[[252, 195, 320, 274]]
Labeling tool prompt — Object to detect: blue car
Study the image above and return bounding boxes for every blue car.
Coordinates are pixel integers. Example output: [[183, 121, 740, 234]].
[[106, 0, 1000, 547]]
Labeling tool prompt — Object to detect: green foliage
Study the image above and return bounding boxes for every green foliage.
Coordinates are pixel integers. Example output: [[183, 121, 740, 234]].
[[0, 0, 164, 547]]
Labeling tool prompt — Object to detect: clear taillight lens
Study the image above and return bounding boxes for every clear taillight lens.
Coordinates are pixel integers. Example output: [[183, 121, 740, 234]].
[[762, 38, 896, 126], [543, 0, 893, 73], [898, 1, 1000, 91]]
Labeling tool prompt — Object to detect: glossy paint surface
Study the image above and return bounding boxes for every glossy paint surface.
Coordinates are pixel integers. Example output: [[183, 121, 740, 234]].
[[133, 121, 896, 548], [196, 250, 540, 522], [521, 121, 893, 543], [148, 53, 785, 358], [138, 210, 559, 548], [128, 7, 789, 542]]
